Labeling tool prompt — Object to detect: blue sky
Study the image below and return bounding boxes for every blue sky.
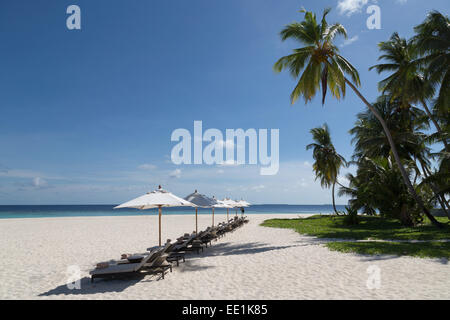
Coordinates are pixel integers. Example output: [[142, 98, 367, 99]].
[[0, 0, 448, 204]]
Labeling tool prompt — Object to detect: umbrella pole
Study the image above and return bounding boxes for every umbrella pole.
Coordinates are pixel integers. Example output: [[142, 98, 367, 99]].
[[158, 206, 162, 247], [227, 208, 229, 222], [212, 207, 215, 227], [195, 207, 198, 234]]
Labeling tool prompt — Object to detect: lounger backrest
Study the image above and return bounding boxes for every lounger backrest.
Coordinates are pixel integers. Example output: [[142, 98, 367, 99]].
[[146, 254, 169, 268], [173, 238, 189, 250], [161, 241, 172, 253], [195, 231, 205, 238], [163, 243, 176, 254], [145, 248, 165, 265]]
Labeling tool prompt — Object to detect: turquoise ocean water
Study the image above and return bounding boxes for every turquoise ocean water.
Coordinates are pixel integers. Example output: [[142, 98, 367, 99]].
[[0, 205, 346, 219]]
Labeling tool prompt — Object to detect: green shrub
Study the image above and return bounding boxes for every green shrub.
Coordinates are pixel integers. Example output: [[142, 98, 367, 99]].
[[343, 206, 360, 225]]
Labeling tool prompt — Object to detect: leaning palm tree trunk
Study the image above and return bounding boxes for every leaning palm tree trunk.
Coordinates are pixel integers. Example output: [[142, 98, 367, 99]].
[[345, 78, 443, 228], [332, 181, 339, 216]]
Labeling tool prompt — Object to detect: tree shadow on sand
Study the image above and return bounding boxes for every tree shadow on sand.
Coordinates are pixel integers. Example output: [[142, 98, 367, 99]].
[[294, 236, 449, 264], [200, 241, 301, 257], [167, 260, 215, 274]]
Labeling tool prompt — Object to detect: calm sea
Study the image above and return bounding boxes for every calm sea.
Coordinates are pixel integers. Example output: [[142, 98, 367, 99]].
[[0, 204, 346, 219]]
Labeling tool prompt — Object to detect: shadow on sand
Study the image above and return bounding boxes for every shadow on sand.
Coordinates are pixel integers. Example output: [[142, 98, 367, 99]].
[[200, 241, 301, 257], [38, 240, 297, 296], [39, 275, 146, 297], [294, 235, 449, 265]]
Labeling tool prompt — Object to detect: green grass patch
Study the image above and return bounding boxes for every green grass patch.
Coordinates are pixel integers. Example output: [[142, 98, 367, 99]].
[[260, 215, 450, 241], [261, 215, 450, 259], [326, 241, 450, 259]]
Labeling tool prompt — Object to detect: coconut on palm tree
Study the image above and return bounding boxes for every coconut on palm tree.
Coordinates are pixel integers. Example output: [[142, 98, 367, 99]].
[[273, 7, 443, 227], [307, 123, 346, 215]]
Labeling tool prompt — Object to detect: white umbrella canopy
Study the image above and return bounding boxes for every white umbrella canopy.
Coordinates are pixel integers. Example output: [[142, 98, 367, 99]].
[[236, 200, 250, 207], [114, 186, 196, 246], [184, 190, 217, 232], [236, 200, 250, 217], [214, 200, 233, 208], [210, 196, 235, 226], [114, 186, 194, 210], [220, 198, 241, 220], [214, 199, 232, 222], [184, 190, 217, 208], [220, 198, 240, 208]]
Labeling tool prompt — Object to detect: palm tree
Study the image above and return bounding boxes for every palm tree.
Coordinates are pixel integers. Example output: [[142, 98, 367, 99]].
[[349, 96, 429, 162], [273, 8, 443, 227], [413, 11, 450, 123], [349, 96, 450, 217], [306, 124, 346, 215], [369, 32, 448, 149], [339, 157, 424, 226]]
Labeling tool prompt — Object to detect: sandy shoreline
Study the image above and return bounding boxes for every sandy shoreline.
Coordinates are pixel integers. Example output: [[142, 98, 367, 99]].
[[0, 213, 448, 300]]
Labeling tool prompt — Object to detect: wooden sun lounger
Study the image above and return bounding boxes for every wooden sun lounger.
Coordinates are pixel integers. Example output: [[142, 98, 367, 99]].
[[143, 254, 172, 279], [90, 250, 158, 283], [147, 240, 188, 267]]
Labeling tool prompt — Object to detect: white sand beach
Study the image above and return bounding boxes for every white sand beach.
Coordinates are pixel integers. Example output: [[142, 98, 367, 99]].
[[0, 213, 448, 300]]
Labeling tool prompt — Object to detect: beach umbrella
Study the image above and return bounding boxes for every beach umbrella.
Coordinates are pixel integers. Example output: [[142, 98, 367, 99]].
[[237, 200, 250, 207], [114, 185, 196, 246], [236, 200, 250, 217], [184, 190, 217, 233], [216, 199, 233, 221], [212, 196, 233, 225], [221, 198, 241, 219]]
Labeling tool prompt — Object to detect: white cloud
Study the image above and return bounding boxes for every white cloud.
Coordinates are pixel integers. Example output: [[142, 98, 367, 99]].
[[169, 169, 181, 179], [158, 160, 354, 204], [137, 163, 157, 170], [297, 178, 309, 188], [0, 169, 46, 179], [32, 177, 48, 188], [250, 185, 265, 192], [337, 0, 370, 16], [340, 35, 359, 47], [0, 160, 356, 205], [396, 0, 407, 4]]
